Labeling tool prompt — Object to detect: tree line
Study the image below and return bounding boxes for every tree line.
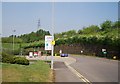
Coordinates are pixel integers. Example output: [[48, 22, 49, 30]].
[[21, 20, 119, 48], [2, 20, 120, 48], [2, 20, 120, 59], [55, 20, 119, 39], [2, 29, 50, 43]]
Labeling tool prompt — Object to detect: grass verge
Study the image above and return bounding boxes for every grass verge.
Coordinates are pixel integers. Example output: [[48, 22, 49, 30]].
[[2, 61, 53, 82]]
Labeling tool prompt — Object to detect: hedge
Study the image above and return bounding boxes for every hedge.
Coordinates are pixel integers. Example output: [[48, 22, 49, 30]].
[[2, 52, 29, 65], [22, 35, 119, 49]]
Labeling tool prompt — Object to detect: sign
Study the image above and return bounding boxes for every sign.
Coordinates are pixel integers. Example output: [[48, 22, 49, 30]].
[[103, 51, 107, 54], [34, 52, 38, 56], [38, 51, 41, 56], [59, 50, 62, 54], [29, 52, 33, 57], [51, 40, 55, 45], [102, 49, 107, 55], [81, 50, 83, 53], [45, 36, 53, 50], [102, 49, 106, 52]]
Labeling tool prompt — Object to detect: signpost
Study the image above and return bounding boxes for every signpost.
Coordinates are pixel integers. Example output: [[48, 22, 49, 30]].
[[51, 40, 55, 45], [45, 36, 53, 50], [102, 49, 107, 58], [45, 35, 54, 69]]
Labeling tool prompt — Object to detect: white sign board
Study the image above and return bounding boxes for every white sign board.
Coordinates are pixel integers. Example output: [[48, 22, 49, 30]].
[[102, 49, 106, 52], [29, 52, 33, 57], [45, 36, 53, 50]]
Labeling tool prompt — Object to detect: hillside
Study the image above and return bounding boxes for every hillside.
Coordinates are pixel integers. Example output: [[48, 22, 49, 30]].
[[2, 20, 120, 59], [2, 29, 50, 43]]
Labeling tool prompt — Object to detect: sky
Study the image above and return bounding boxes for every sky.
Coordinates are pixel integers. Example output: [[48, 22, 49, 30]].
[[1, 1, 118, 37]]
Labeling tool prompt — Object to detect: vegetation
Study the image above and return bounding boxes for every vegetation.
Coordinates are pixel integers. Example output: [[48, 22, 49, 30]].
[[20, 20, 119, 47], [2, 61, 53, 82], [2, 20, 120, 59], [18, 29, 50, 43], [2, 29, 50, 43], [2, 52, 29, 65], [2, 37, 23, 43], [2, 43, 20, 50], [78, 25, 100, 35]]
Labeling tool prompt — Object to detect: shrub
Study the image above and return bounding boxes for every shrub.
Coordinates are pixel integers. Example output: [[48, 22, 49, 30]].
[[2, 52, 29, 65], [54, 53, 60, 56], [13, 49, 20, 55], [13, 57, 29, 65], [2, 52, 14, 63]]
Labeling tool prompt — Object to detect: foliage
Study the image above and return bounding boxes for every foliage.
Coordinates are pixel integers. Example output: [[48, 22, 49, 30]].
[[22, 40, 44, 49], [2, 20, 119, 59], [55, 35, 118, 47], [2, 52, 29, 65], [78, 25, 100, 34], [13, 57, 29, 65], [2, 37, 23, 43], [100, 20, 112, 31], [54, 53, 60, 56], [54, 30, 77, 39], [2, 43, 22, 55], [2, 52, 14, 64], [18, 29, 50, 43], [112, 21, 120, 29]]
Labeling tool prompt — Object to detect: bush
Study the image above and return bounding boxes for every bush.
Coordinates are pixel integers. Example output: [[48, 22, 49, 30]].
[[12, 49, 21, 55], [2, 52, 14, 63], [54, 53, 60, 56], [13, 57, 29, 65], [2, 52, 29, 65]]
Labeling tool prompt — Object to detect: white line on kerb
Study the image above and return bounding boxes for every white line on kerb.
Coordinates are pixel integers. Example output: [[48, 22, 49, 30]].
[[67, 65, 92, 84]]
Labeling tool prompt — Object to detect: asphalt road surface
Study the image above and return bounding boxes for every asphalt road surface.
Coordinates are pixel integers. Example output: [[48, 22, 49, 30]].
[[69, 55, 118, 82], [54, 61, 83, 82], [26, 55, 119, 83]]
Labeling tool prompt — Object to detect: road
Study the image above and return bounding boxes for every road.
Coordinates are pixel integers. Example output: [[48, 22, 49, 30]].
[[69, 55, 118, 83], [26, 55, 119, 83]]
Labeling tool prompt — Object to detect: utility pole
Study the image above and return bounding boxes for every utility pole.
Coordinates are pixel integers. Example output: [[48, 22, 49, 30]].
[[13, 29, 16, 54], [20, 43, 22, 56], [51, 0, 55, 69], [37, 19, 41, 32], [37, 19, 41, 50]]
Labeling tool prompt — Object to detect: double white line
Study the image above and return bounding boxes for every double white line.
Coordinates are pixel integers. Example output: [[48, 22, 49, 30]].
[[67, 65, 92, 84]]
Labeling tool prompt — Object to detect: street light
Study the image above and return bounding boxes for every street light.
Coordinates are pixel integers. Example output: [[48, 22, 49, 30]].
[[51, 0, 55, 69], [13, 29, 16, 54]]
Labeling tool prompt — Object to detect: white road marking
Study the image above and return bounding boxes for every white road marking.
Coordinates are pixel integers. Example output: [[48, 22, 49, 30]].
[[67, 65, 92, 84]]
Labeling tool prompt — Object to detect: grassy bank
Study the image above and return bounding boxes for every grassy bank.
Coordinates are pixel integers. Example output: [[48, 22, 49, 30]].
[[2, 61, 53, 82], [2, 43, 20, 50]]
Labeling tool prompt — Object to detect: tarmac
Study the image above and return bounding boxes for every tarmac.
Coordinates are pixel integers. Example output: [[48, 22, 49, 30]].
[[26, 55, 82, 82]]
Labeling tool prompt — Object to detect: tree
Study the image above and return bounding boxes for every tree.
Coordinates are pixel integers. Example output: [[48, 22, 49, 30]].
[[66, 30, 77, 36], [100, 20, 112, 31], [18, 29, 50, 43], [112, 21, 120, 29], [78, 29, 83, 34], [81, 25, 100, 34]]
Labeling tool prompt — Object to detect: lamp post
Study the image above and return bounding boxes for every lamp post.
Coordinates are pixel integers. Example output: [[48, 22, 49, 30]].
[[51, 0, 55, 69], [13, 29, 16, 54]]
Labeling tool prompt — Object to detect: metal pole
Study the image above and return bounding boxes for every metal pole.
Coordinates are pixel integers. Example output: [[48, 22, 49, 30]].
[[13, 30, 15, 54], [20, 48, 22, 56], [13, 35, 14, 53], [51, 0, 54, 69]]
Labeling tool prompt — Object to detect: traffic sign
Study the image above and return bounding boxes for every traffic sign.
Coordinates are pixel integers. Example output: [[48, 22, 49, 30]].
[[45, 36, 53, 50], [51, 40, 55, 45], [102, 49, 106, 52]]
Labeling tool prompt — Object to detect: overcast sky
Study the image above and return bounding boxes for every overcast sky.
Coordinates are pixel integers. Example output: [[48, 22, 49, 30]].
[[1, 2, 118, 37]]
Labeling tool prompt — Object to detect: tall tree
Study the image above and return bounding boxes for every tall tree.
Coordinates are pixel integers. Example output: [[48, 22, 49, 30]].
[[81, 25, 100, 34], [100, 20, 112, 31]]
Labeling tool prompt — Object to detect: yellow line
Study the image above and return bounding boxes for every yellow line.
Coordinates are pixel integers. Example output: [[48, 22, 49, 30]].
[[67, 65, 92, 84]]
